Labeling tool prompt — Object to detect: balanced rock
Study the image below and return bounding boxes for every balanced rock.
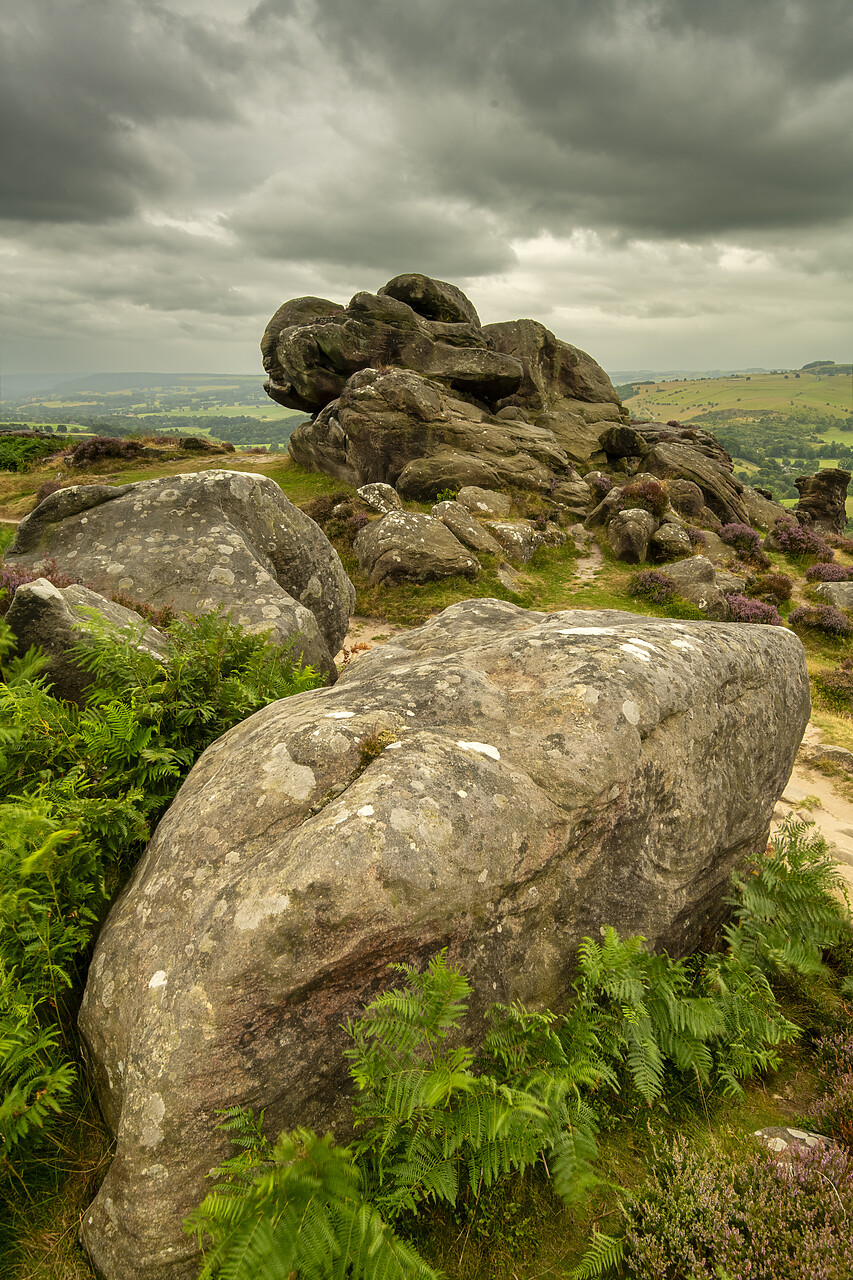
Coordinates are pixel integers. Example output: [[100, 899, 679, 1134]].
[[352, 510, 479, 585], [263, 280, 520, 413], [79, 599, 809, 1279], [6, 578, 169, 703], [271, 274, 629, 489], [794, 469, 851, 534], [5, 472, 354, 678]]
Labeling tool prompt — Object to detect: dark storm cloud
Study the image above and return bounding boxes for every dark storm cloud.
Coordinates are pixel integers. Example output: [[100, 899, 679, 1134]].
[[228, 163, 516, 278], [253, 0, 853, 240], [0, 0, 246, 223]]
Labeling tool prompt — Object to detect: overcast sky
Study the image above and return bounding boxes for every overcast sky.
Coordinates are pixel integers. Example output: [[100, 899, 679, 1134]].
[[2, 0, 851, 380]]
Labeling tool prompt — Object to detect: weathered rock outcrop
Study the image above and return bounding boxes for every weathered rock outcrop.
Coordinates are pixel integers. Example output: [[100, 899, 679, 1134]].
[[5, 472, 355, 678], [79, 599, 809, 1279], [6, 578, 169, 703], [263, 279, 522, 414], [794, 469, 851, 534], [289, 366, 579, 496], [271, 274, 627, 491]]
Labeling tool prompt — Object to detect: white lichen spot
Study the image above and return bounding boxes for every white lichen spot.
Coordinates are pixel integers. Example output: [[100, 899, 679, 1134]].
[[478, 869, 488, 883], [385, 741, 403, 749], [148, 970, 167, 990], [325, 710, 355, 719], [671, 638, 698, 652], [627, 637, 657, 651], [357, 804, 375, 817], [261, 743, 316, 801], [622, 701, 640, 725], [620, 643, 652, 662], [558, 626, 615, 636], [139, 1094, 166, 1149], [331, 809, 351, 826], [456, 741, 501, 761], [456, 789, 468, 798], [406, 710, 415, 717], [208, 566, 235, 586], [234, 892, 291, 931]]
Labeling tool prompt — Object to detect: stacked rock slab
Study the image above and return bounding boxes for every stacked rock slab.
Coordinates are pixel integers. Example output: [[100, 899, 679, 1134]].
[[79, 599, 809, 1279], [4, 471, 355, 678], [266, 273, 629, 494]]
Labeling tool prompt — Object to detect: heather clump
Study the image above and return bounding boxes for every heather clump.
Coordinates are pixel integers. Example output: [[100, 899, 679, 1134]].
[[746, 571, 793, 604], [719, 522, 762, 556], [619, 478, 668, 518], [69, 436, 145, 466], [620, 1136, 853, 1280], [725, 593, 782, 625], [789, 604, 853, 638], [808, 1028, 853, 1149], [826, 532, 853, 555], [686, 526, 707, 550], [805, 562, 853, 582], [628, 569, 677, 605], [812, 659, 853, 714], [771, 514, 834, 563], [586, 471, 613, 503]]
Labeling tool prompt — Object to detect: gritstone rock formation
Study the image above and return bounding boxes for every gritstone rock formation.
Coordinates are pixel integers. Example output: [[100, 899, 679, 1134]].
[[264, 273, 627, 497], [4, 471, 355, 678], [79, 598, 809, 1280]]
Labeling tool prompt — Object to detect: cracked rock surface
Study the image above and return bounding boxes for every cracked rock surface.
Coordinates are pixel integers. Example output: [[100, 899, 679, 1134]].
[[5, 470, 355, 677], [78, 598, 808, 1279]]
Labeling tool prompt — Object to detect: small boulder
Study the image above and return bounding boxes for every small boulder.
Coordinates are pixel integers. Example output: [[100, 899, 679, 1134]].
[[456, 486, 512, 518], [6, 579, 170, 703], [356, 482, 402, 514], [741, 485, 787, 531], [668, 478, 705, 520], [598, 424, 649, 458], [353, 511, 479, 585], [606, 509, 657, 563], [650, 521, 693, 561], [485, 520, 549, 564], [431, 501, 504, 555], [660, 556, 731, 621], [814, 581, 853, 610]]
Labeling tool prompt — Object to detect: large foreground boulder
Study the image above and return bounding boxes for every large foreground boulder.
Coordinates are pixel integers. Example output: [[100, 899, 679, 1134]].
[[5, 471, 355, 678], [79, 599, 809, 1279]]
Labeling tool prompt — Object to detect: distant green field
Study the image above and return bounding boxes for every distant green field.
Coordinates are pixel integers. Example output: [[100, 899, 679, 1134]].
[[622, 370, 853, 422]]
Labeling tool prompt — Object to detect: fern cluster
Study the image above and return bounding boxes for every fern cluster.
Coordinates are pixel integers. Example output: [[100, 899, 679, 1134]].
[[188, 816, 853, 1280], [0, 609, 323, 1171]]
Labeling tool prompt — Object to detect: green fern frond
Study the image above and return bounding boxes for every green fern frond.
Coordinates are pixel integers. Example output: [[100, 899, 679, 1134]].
[[569, 1230, 624, 1279]]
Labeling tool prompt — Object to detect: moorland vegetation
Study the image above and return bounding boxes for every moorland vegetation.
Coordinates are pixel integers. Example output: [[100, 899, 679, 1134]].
[[2, 404, 853, 1277]]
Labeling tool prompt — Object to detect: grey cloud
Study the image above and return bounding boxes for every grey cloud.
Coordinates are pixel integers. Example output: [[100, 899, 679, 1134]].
[[0, 0, 247, 223], [228, 165, 515, 278], [254, 0, 853, 240]]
